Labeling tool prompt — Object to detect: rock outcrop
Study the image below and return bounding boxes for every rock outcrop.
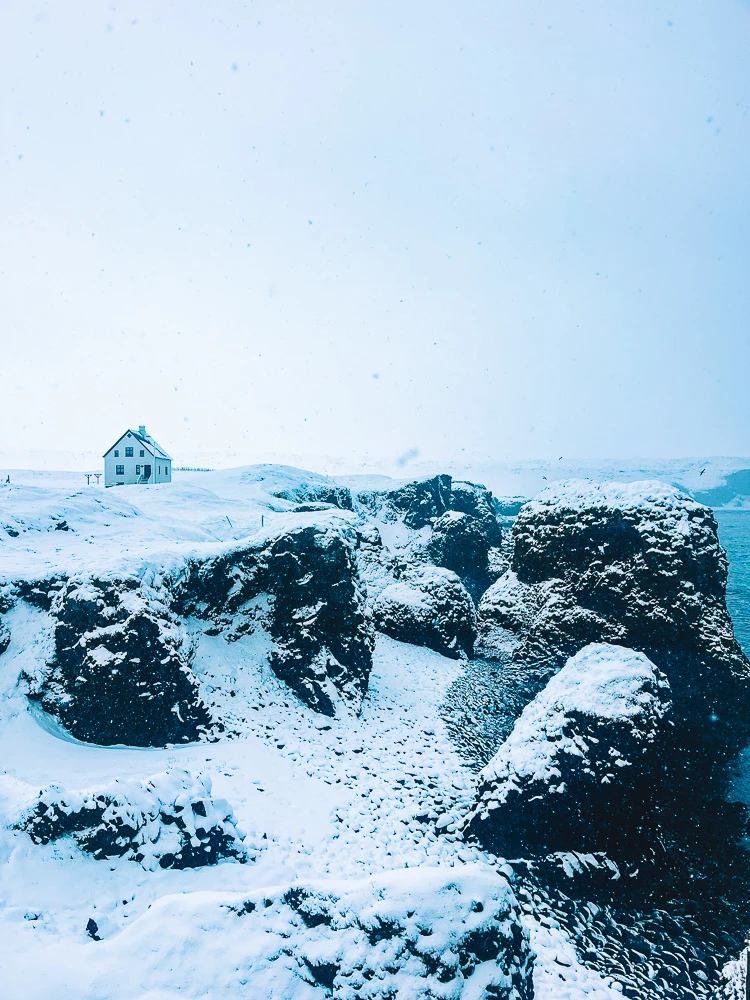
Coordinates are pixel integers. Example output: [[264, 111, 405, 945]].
[[178, 524, 375, 716], [19, 769, 246, 869], [371, 566, 477, 659], [355, 474, 504, 601], [478, 480, 750, 749], [462, 643, 673, 856], [356, 474, 455, 529], [27, 579, 213, 747]]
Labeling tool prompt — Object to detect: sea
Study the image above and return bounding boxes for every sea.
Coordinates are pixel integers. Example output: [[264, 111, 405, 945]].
[[716, 509, 750, 658]]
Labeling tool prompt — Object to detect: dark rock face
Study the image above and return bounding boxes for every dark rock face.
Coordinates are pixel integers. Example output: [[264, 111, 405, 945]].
[[425, 510, 497, 602], [0, 587, 11, 654], [448, 480, 503, 547], [178, 524, 374, 716], [28, 580, 213, 747], [462, 643, 673, 856], [478, 481, 750, 749], [371, 566, 476, 659], [19, 769, 245, 869]]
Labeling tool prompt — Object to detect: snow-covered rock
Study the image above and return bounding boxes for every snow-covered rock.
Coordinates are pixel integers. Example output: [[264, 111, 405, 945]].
[[356, 474, 455, 529], [478, 480, 750, 749], [177, 523, 375, 716], [719, 949, 747, 1000], [372, 566, 477, 659], [25, 578, 213, 747], [462, 644, 672, 855], [17, 768, 246, 870], [78, 865, 534, 999], [354, 475, 504, 602]]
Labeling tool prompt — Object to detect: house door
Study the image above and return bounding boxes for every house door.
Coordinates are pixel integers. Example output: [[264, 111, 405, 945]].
[[144, 464, 152, 480]]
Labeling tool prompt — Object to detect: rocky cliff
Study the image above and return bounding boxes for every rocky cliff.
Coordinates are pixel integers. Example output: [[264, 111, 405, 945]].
[[177, 523, 374, 717], [478, 480, 750, 752]]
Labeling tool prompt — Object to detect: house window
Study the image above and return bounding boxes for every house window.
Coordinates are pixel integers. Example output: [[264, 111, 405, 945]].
[[125, 447, 133, 457], [136, 465, 141, 475], [114, 449, 119, 457], [116, 465, 124, 475], [158, 466, 161, 474], [140, 450, 145, 457]]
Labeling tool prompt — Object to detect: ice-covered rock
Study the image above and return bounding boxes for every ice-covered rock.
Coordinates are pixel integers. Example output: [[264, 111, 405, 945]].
[[478, 480, 750, 747], [26, 579, 213, 747], [18, 768, 245, 870], [462, 643, 673, 855], [178, 523, 374, 716], [371, 566, 477, 659], [83, 864, 534, 999]]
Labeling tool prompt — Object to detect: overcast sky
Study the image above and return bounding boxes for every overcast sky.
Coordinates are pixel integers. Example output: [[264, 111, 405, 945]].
[[1, 0, 749, 469]]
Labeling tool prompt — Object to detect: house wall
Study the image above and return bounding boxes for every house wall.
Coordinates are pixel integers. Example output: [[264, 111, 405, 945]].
[[153, 457, 172, 484], [104, 432, 172, 487]]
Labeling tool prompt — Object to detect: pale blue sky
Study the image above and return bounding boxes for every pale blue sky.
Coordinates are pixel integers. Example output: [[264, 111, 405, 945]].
[[1, 0, 749, 467]]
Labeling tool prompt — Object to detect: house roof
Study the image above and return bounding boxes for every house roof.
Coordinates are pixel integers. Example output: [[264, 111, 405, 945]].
[[103, 429, 172, 460]]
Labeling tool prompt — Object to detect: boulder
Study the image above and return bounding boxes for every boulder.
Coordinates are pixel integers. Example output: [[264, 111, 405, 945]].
[[19, 768, 246, 870], [178, 524, 375, 716], [27, 579, 213, 747], [462, 643, 673, 856], [478, 480, 750, 748], [371, 566, 476, 659]]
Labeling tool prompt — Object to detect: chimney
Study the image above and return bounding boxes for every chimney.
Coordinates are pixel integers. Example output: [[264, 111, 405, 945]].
[[139, 425, 146, 437]]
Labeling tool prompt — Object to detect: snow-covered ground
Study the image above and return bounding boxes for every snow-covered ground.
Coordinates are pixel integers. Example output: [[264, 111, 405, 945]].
[[0, 467, 627, 999], [3, 454, 750, 506]]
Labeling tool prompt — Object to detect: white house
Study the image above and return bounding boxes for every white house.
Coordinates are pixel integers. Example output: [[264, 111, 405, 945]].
[[103, 426, 173, 487]]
